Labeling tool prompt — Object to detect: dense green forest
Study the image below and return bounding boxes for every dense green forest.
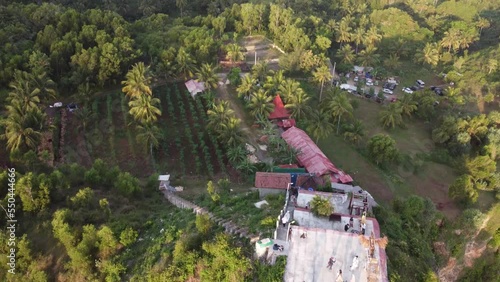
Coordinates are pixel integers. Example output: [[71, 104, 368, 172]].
[[1, 0, 500, 281]]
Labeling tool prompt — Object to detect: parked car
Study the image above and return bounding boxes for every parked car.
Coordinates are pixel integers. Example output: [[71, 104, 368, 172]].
[[410, 86, 418, 91], [366, 79, 374, 86], [383, 88, 393, 94], [387, 77, 398, 85], [416, 79, 425, 88], [67, 103, 78, 112], [383, 82, 397, 91], [402, 87, 413, 94], [354, 76, 359, 82]]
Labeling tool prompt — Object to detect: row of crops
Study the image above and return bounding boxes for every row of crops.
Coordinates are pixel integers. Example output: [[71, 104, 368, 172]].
[[78, 84, 228, 178], [162, 84, 228, 177]]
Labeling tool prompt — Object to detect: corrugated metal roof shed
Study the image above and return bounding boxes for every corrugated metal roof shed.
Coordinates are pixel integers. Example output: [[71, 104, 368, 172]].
[[281, 127, 353, 183]]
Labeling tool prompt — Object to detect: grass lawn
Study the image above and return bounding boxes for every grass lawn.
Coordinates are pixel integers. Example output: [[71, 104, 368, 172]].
[[396, 60, 444, 88], [318, 96, 460, 218]]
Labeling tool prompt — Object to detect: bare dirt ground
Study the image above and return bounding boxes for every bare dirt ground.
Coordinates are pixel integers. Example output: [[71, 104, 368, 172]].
[[240, 35, 282, 71], [438, 215, 492, 281]]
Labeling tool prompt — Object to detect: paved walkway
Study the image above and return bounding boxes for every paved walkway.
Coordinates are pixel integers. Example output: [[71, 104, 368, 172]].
[[276, 194, 296, 241]]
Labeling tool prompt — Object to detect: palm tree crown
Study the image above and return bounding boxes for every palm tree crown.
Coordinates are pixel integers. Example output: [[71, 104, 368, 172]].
[[236, 75, 256, 100], [285, 88, 310, 121], [328, 91, 353, 134], [312, 65, 332, 101], [226, 44, 245, 63], [248, 89, 274, 119], [196, 63, 219, 91], [207, 101, 235, 133], [128, 94, 161, 125], [121, 62, 152, 99], [306, 109, 334, 143], [379, 102, 403, 129]]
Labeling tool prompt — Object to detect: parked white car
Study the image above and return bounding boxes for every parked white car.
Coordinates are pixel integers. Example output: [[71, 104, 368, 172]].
[[340, 84, 357, 93], [387, 77, 398, 85], [402, 87, 413, 94], [383, 88, 393, 94], [366, 79, 374, 86], [354, 76, 359, 82]]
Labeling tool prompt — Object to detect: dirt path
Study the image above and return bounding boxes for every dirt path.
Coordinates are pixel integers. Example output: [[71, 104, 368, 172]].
[[215, 74, 271, 163], [438, 215, 492, 281]]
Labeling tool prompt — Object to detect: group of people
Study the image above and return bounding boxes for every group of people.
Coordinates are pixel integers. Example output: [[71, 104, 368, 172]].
[[343, 215, 367, 235], [326, 255, 359, 281], [272, 244, 284, 252]]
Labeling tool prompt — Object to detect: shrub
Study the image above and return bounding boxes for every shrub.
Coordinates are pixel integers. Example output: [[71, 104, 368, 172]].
[[120, 227, 138, 247], [84, 168, 101, 186], [227, 67, 242, 86], [195, 214, 213, 235], [70, 187, 95, 208], [114, 172, 141, 197], [492, 228, 500, 247], [460, 209, 485, 231], [310, 195, 333, 216], [367, 134, 399, 166]]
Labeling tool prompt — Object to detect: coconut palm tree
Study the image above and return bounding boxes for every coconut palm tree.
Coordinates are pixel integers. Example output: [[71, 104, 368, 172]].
[[278, 78, 301, 103], [176, 0, 187, 17], [252, 61, 269, 82], [75, 106, 96, 133], [196, 63, 219, 91], [398, 94, 418, 118], [220, 117, 243, 147], [226, 43, 244, 63], [312, 65, 333, 101], [358, 45, 380, 67], [335, 19, 352, 47], [236, 158, 257, 176], [353, 28, 365, 54], [379, 103, 403, 129], [328, 91, 353, 134], [128, 95, 161, 125], [30, 70, 57, 101], [236, 75, 256, 100], [285, 89, 310, 121], [417, 42, 440, 67], [476, 17, 490, 35], [8, 71, 41, 113], [77, 81, 95, 106], [440, 29, 460, 52], [248, 89, 274, 119], [175, 47, 196, 78], [1, 107, 45, 152], [336, 45, 356, 65], [136, 123, 162, 160], [306, 109, 334, 143], [384, 54, 401, 71], [264, 70, 285, 95], [207, 101, 235, 132], [227, 145, 248, 164], [121, 62, 152, 99], [343, 120, 364, 145], [364, 26, 382, 48]]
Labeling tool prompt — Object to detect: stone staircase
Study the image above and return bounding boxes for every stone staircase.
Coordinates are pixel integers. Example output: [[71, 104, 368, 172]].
[[162, 191, 260, 243]]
